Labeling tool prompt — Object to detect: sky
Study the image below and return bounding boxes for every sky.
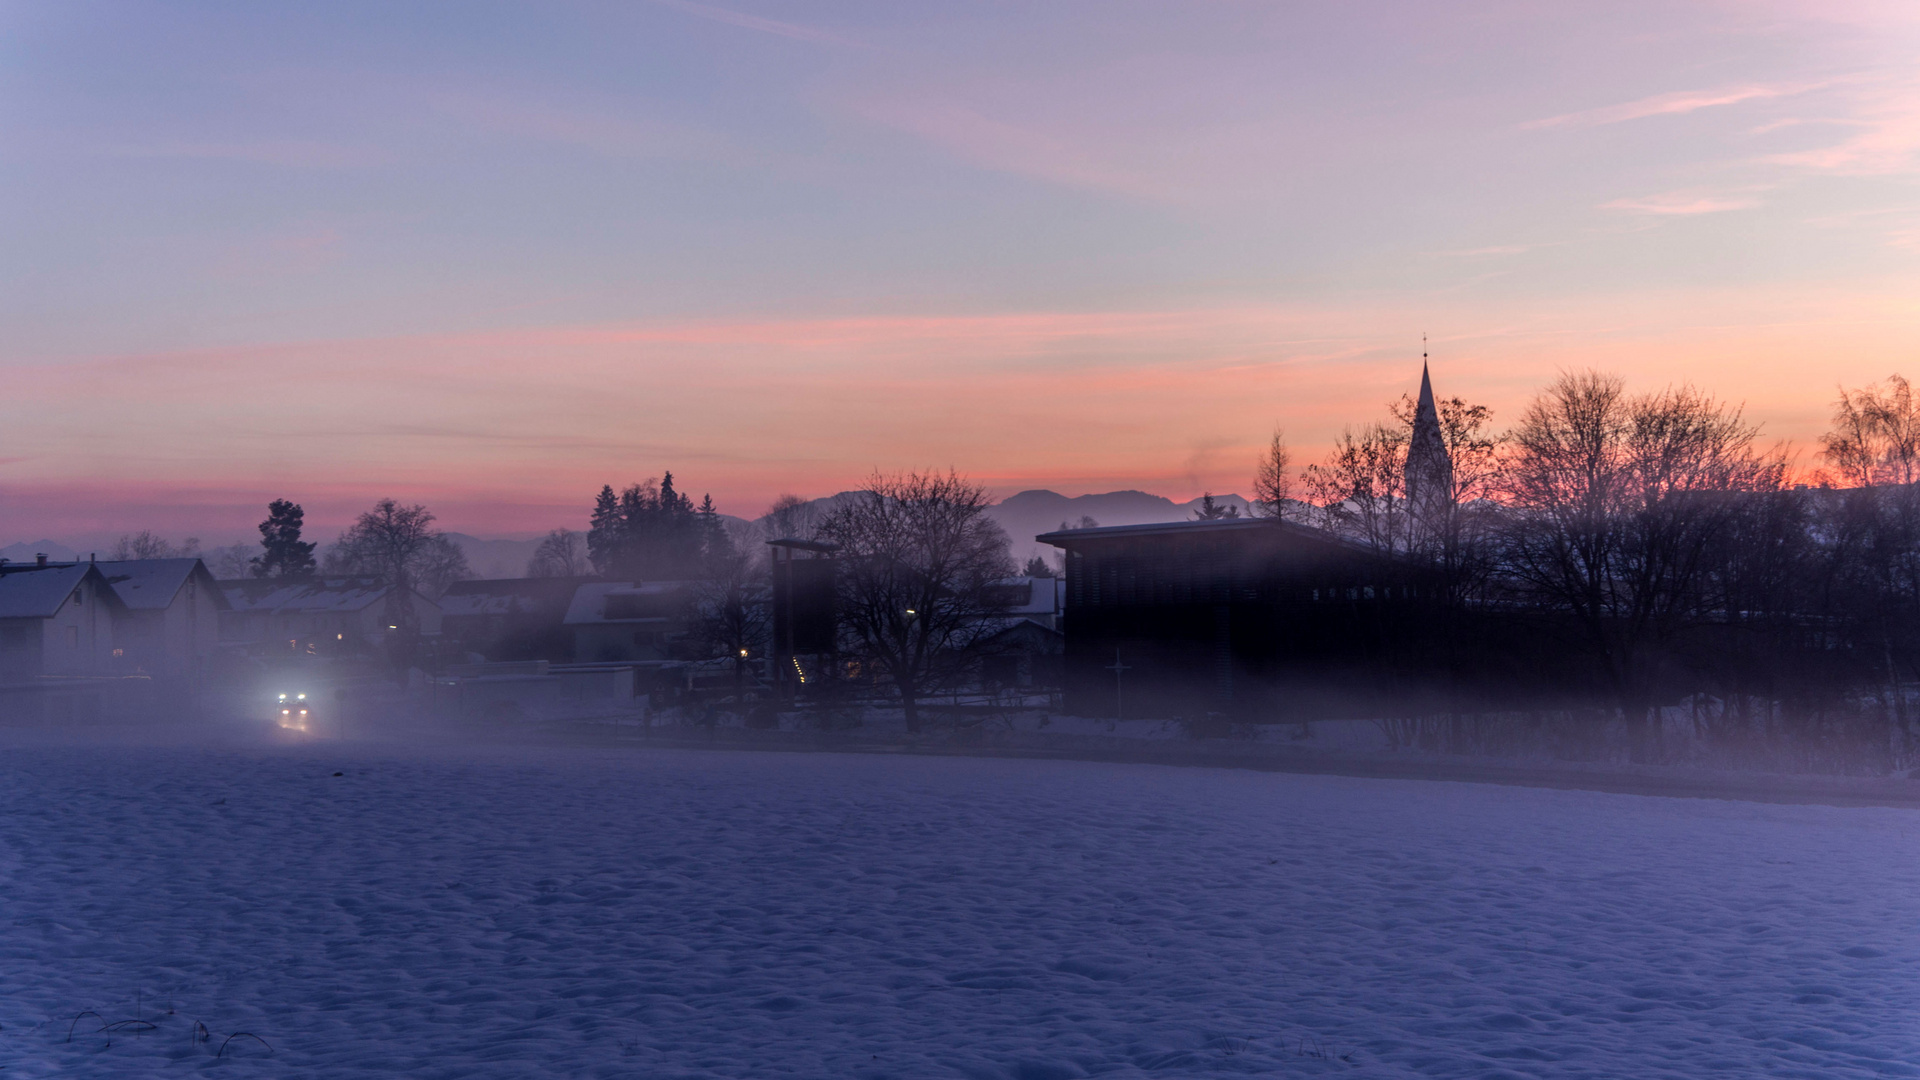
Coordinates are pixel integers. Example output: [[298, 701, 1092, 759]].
[[3, 0, 1918, 542]]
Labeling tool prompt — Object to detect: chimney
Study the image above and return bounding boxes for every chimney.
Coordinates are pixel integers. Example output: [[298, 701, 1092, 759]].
[[36, 553, 48, 567]]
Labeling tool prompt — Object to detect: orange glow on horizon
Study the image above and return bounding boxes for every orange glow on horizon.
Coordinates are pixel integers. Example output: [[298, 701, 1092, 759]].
[[3, 280, 1915, 538]]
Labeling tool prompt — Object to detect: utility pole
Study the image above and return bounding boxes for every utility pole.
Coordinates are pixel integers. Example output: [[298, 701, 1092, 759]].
[[1105, 648, 1131, 721]]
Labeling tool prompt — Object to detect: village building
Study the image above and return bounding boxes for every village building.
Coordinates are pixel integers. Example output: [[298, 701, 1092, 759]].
[[219, 575, 443, 655], [563, 581, 692, 663], [439, 576, 598, 663], [1037, 518, 1441, 719], [0, 562, 125, 681], [1034, 362, 1520, 721], [93, 558, 228, 681]]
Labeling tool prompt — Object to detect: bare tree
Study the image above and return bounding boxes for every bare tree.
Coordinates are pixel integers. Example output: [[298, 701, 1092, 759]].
[[1822, 375, 1920, 488], [815, 470, 1016, 731], [209, 543, 256, 579], [1818, 376, 1920, 737], [1386, 391, 1504, 599], [110, 531, 200, 560], [763, 494, 820, 541], [1301, 422, 1411, 555], [1251, 428, 1293, 521], [526, 528, 589, 578], [685, 538, 770, 695], [326, 499, 471, 669], [1502, 371, 1782, 755]]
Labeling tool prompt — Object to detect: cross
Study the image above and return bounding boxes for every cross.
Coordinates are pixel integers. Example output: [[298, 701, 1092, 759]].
[[1104, 648, 1132, 721]]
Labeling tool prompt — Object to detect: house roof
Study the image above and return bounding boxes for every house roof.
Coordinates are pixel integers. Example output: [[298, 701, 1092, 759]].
[[95, 558, 228, 612], [564, 581, 690, 625], [766, 538, 839, 554], [220, 576, 396, 615], [440, 576, 596, 619], [989, 576, 1063, 617], [1034, 516, 1380, 557], [0, 564, 118, 619], [979, 617, 1066, 651]]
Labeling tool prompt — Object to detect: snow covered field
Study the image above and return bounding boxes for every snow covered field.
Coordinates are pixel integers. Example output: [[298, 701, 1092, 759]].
[[0, 740, 1915, 1078]]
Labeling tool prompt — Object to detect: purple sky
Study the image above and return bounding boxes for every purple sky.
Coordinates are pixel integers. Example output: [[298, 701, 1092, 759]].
[[3, 1, 1917, 542]]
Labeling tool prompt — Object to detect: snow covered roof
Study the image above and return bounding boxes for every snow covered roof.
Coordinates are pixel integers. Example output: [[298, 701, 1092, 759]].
[[0, 564, 118, 619], [440, 577, 594, 619], [221, 576, 395, 615], [978, 617, 1065, 649], [989, 577, 1062, 617], [94, 558, 227, 612], [564, 582, 691, 625]]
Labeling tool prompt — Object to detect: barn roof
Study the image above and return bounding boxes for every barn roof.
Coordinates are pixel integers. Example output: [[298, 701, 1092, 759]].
[[95, 558, 228, 612], [0, 564, 120, 619], [220, 576, 395, 615], [440, 577, 596, 619], [564, 581, 690, 626]]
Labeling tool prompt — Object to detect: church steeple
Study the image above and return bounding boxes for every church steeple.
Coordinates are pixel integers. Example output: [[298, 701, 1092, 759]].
[[1406, 342, 1452, 519]]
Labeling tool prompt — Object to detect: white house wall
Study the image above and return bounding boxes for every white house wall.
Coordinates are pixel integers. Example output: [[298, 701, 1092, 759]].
[[40, 579, 114, 675]]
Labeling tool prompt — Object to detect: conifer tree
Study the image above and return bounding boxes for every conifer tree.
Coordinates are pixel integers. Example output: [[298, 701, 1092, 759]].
[[251, 499, 317, 578]]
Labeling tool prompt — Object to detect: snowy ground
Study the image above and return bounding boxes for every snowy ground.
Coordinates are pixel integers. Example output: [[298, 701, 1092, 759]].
[[1, 739, 1916, 1078]]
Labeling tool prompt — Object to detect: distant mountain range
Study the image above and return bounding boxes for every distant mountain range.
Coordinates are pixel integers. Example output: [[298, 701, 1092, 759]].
[[754, 489, 1257, 567], [984, 489, 1254, 563], [3, 490, 1260, 579], [0, 540, 78, 565]]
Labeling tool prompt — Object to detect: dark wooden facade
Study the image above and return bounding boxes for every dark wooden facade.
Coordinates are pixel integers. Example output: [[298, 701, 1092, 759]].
[[1040, 519, 1539, 720]]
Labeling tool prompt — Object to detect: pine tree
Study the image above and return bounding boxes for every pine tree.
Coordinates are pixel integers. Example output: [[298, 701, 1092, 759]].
[[586, 485, 621, 573], [698, 493, 733, 574], [251, 499, 317, 578], [586, 471, 716, 580]]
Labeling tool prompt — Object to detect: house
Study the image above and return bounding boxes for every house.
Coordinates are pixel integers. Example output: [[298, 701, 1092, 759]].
[[0, 562, 125, 681], [976, 617, 1065, 691], [219, 576, 444, 655], [985, 575, 1065, 632], [564, 581, 692, 663], [439, 576, 597, 663], [1037, 518, 1444, 720], [93, 559, 229, 681]]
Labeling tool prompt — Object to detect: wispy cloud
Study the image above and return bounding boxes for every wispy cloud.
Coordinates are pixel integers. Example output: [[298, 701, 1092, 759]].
[[1524, 82, 1825, 131], [1764, 79, 1920, 175], [1602, 190, 1765, 215], [646, 0, 850, 46]]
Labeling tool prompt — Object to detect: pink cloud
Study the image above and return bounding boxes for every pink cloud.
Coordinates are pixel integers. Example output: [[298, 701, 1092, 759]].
[[1602, 191, 1765, 215], [1764, 82, 1920, 175], [1523, 82, 1825, 131], [4, 280, 1913, 541]]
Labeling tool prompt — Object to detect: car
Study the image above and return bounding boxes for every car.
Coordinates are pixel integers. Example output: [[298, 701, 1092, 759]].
[[275, 691, 313, 732]]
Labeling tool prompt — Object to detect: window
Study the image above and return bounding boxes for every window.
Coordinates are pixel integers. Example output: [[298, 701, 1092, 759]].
[[65, 626, 79, 648]]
